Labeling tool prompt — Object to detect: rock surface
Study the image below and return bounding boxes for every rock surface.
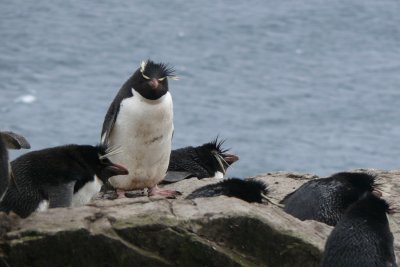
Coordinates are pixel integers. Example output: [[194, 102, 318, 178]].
[[0, 169, 398, 267]]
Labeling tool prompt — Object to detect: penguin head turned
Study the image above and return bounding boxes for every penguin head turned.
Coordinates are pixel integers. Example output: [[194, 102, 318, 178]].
[[130, 59, 177, 100], [91, 144, 129, 183], [0, 131, 30, 196], [197, 138, 239, 176]]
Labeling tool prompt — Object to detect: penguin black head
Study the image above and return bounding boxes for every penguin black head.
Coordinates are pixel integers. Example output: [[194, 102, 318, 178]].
[[197, 138, 239, 176], [71, 144, 129, 194], [345, 191, 393, 220], [164, 137, 239, 183], [130, 59, 177, 100], [186, 178, 269, 203], [92, 144, 129, 183]]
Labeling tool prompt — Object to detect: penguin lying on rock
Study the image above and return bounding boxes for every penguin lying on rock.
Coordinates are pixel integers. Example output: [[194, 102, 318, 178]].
[[320, 192, 397, 267], [0, 131, 30, 197], [101, 59, 178, 198], [0, 144, 128, 218], [163, 138, 239, 184], [280, 172, 379, 226], [186, 178, 271, 204]]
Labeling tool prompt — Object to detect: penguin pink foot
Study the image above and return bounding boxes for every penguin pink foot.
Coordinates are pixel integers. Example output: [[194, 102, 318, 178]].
[[116, 189, 127, 198], [148, 185, 181, 199]]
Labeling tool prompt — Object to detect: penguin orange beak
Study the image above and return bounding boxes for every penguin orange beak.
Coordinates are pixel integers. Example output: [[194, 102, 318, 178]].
[[223, 153, 239, 165], [107, 163, 129, 176], [149, 78, 159, 89]]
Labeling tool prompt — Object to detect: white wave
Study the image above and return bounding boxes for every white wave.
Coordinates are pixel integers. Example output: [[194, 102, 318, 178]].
[[14, 95, 36, 104]]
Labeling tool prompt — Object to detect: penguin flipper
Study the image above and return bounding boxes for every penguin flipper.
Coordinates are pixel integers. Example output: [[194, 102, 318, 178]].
[[44, 182, 75, 208], [0, 131, 30, 149], [162, 171, 194, 183], [101, 87, 133, 144], [101, 102, 119, 144]]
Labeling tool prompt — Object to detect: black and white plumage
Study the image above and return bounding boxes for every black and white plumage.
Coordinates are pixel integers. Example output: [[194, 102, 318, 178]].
[[186, 178, 268, 203], [0, 131, 30, 197], [320, 193, 397, 267], [163, 138, 239, 183], [0, 144, 128, 218], [101, 60, 178, 197], [280, 172, 377, 226]]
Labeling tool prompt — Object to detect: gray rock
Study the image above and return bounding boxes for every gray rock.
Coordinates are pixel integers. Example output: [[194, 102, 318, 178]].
[[0, 170, 397, 266]]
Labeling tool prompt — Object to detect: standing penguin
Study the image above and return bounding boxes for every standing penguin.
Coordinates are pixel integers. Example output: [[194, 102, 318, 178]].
[[0, 144, 128, 218], [101, 60, 178, 197], [0, 131, 30, 197], [163, 138, 239, 183], [320, 192, 397, 267]]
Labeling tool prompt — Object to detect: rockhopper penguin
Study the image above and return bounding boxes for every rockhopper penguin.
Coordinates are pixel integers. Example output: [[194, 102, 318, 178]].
[[0, 144, 128, 218], [101, 59, 178, 197], [0, 131, 30, 198], [186, 178, 268, 203], [163, 138, 239, 183], [320, 192, 397, 267], [280, 172, 378, 226]]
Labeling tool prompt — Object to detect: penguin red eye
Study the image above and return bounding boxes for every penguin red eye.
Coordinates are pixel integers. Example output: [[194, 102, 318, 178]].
[[142, 73, 150, 80]]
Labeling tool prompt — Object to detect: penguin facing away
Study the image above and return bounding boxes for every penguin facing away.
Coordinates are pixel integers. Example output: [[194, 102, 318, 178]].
[[0, 131, 30, 198], [281, 172, 377, 226], [101, 59, 178, 197], [163, 138, 239, 184], [320, 193, 397, 267], [0, 144, 128, 218]]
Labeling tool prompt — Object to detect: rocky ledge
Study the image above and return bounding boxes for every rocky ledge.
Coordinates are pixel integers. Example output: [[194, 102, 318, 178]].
[[0, 170, 399, 267]]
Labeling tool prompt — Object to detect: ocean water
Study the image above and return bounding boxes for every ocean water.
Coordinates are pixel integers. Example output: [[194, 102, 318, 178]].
[[1, 0, 400, 178]]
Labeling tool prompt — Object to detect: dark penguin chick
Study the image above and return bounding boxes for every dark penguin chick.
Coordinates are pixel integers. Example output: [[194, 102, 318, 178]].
[[320, 193, 397, 267], [101, 59, 178, 198], [163, 138, 239, 184], [281, 172, 377, 226], [0, 131, 30, 197], [186, 178, 268, 203], [0, 144, 128, 218]]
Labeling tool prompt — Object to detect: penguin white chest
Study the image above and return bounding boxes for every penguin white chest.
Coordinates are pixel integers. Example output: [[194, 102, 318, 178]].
[[108, 90, 173, 190], [72, 176, 103, 207]]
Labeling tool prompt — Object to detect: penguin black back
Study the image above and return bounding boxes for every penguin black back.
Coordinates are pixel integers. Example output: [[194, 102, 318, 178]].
[[164, 138, 239, 183], [186, 178, 268, 203], [0, 144, 127, 218], [320, 193, 397, 267], [281, 172, 376, 226]]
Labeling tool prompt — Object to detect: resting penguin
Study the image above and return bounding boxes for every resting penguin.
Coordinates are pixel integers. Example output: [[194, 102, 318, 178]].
[[0, 131, 30, 197], [280, 172, 378, 226], [320, 192, 397, 267], [101, 59, 178, 197], [0, 144, 128, 218], [186, 178, 268, 203], [163, 138, 239, 184]]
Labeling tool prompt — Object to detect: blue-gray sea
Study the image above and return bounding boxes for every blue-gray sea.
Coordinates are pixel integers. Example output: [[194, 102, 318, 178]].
[[1, 0, 400, 178]]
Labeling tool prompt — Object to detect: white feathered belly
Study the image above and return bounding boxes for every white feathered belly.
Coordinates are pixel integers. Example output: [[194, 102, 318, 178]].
[[107, 91, 173, 190]]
